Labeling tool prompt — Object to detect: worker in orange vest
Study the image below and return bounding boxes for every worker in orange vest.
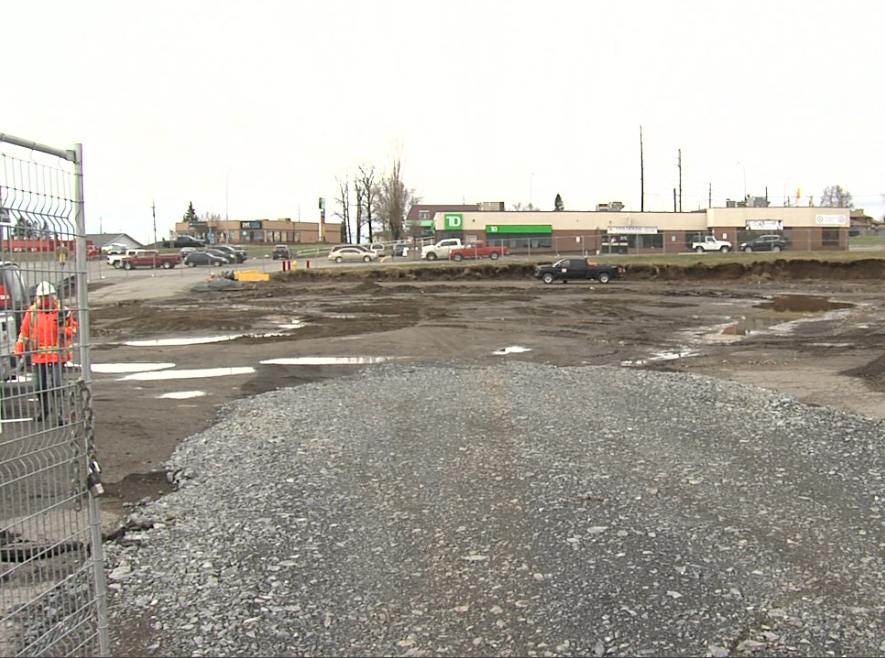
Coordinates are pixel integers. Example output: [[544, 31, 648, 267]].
[[15, 281, 78, 424]]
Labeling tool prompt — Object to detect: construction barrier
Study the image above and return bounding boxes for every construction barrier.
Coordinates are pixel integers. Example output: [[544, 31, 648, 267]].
[[235, 270, 270, 282]]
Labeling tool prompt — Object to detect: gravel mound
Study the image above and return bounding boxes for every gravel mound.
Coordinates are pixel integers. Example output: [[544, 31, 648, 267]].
[[105, 362, 885, 657]]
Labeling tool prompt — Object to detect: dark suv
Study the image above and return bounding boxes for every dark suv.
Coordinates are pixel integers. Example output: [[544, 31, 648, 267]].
[[740, 234, 789, 253], [165, 235, 205, 249], [272, 245, 291, 260]]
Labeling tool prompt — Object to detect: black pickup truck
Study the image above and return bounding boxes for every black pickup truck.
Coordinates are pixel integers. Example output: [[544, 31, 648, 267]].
[[534, 258, 625, 284]]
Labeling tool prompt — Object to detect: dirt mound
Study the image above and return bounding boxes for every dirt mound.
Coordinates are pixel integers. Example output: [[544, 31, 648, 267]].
[[843, 353, 885, 392], [275, 258, 885, 284]]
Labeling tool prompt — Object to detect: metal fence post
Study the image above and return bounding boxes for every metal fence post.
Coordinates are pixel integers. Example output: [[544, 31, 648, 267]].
[[73, 143, 109, 657]]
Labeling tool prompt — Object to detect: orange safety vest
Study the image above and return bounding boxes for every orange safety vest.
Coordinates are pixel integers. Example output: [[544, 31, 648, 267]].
[[15, 301, 78, 364]]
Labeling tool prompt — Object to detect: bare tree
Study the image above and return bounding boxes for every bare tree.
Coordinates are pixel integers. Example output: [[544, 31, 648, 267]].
[[375, 151, 419, 240], [334, 175, 351, 242], [358, 164, 377, 242], [353, 176, 364, 245], [510, 202, 536, 211], [819, 185, 854, 208]]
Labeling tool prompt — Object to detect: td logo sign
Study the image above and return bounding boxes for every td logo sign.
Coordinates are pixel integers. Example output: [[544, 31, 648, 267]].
[[444, 213, 464, 230]]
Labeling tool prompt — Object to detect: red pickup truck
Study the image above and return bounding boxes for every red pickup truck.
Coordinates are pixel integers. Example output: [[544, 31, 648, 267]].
[[120, 250, 181, 270], [449, 242, 509, 262]]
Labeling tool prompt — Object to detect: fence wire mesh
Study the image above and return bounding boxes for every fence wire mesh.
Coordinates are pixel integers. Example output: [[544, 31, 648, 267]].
[[0, 134, 105, 657]]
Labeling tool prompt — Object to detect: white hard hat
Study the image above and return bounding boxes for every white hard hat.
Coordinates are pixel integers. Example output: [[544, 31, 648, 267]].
[[35, 281, 56, 296]]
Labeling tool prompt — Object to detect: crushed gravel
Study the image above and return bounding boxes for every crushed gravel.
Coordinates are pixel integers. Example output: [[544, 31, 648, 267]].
[[104, 361, 885, 657]]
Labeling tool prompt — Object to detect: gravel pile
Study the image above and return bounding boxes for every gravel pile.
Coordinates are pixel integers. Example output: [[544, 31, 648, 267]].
[[104, 362, 885, 657]]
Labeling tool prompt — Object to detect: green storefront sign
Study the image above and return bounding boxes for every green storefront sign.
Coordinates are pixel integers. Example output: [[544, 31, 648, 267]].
[[444, 213, 464, 230], [486, 225, 552, 234]]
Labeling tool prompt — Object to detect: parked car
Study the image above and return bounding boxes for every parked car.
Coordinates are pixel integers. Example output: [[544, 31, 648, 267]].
[[369, 243, 386, 257], [393, 243, 409, 257], [179, 247, 197, 258], [183, 251, 229, 267], [101, 243, 129, 255], [164, 235, 206, 249], [329, 244, 372, 255], [328, 247, 379, 264], [211, 244, 248, 263], [204, 248, 235, 264], [740, 234, 789, 253], [272, 245, 291, 260]]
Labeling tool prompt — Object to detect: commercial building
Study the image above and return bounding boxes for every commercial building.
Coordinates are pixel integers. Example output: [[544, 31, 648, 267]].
[[171, 217, 344, 246], [427, 206, 852, 254]]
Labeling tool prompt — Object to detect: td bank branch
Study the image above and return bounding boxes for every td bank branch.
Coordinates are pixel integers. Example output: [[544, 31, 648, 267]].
[[429, 206, 852, 255]]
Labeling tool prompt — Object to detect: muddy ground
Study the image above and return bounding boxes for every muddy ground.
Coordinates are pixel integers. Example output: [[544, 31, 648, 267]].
[[88, 259, 885, 529]]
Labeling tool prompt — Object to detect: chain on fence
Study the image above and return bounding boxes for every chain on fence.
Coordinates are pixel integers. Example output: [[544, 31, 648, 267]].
[[0, 134, 105, 656]]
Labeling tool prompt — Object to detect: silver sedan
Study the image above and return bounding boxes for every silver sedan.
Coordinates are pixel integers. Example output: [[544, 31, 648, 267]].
[[328, 247, 379, 264]]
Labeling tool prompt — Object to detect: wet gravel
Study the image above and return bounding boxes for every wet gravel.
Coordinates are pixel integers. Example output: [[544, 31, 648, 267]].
[[104, 361, 885, 657]]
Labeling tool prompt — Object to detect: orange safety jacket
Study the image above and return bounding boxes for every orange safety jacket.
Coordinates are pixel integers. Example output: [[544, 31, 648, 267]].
[[15, 300, 78, 364]]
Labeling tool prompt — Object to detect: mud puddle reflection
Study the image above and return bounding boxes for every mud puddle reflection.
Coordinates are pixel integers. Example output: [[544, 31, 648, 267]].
[[714, 294, 854, 341]]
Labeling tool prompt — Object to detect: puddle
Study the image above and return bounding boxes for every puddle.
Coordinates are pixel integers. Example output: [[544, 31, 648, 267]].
[[493, 346, 532, 355], [125, 336, 245, 347], [122, 367, 255, 381], [260, 357, 394, 365], [756, 295, 853, 314], [622, 349, 700, 367], [158, 391, 207, 399], [92, 362, 175, 374], [721, 316, 785, 336], [719, 295, 854, 338], [124, 331, 301, 347]]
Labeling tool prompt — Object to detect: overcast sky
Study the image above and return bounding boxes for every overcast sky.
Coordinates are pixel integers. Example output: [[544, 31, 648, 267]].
[[5, 0, 883, 243]]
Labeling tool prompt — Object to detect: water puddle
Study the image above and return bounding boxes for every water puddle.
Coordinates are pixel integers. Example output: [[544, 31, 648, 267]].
[[124, 331, 301, 347], [493, 346, 532, 355], [260, 357, 394, 366], [122, 367, 255, 381], [622, 349, 700, 367], [125, 336, 245, 347], [757, 295, 853, 314], [92, 362, 175, 374], [718, 295, 854, 338], [720, 316, 785, 336], [158, 391, 207, 399]]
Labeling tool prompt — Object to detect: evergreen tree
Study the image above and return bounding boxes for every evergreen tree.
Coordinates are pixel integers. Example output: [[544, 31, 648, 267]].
[[183, 201, 198, 222], [554, 194, 564, 211]]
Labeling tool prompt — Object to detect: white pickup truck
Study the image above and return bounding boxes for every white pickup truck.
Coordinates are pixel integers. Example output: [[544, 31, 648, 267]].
[[106, 249, 141, 268], [691, 236, 732, 253], [421, 238, 463, 261]]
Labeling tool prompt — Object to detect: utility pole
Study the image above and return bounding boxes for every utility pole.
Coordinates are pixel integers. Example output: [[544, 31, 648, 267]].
[[673, 188, 677, 212], [639, 126, 645, 212], [677, 148, 682, 212], [708, 183, 712, 209], [151, 200, 157, 246]]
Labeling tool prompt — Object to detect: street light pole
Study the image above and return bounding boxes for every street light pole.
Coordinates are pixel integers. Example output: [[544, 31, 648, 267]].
[[225, 170, 230, 221]]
